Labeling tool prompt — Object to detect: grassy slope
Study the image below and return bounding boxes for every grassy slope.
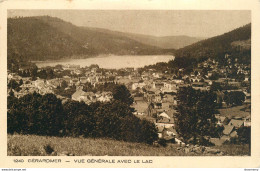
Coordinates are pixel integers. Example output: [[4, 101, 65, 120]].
[[7, 134, 249, 156]]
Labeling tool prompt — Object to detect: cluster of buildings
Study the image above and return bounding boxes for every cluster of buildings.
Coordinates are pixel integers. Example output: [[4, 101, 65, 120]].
[[210, 114, 251, 145], [7, 54, 251, 144], [72, 88, 113, 104]]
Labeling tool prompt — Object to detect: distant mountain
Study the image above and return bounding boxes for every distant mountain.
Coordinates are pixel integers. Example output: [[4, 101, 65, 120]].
[[7, 16, 165, 61], [174, 23, 251, 60], [84, 28, 204, 49], [118, 33, 204, 49]]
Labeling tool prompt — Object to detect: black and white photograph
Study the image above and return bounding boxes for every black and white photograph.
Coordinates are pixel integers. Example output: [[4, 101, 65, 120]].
[[6, 9, 252, 157]]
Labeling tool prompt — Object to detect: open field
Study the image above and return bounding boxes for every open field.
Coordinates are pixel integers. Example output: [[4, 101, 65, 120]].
[[8, 134, 249, 156]]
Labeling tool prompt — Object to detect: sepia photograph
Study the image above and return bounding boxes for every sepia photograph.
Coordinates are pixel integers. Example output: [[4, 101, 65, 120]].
[[6, 9, 252, 157]]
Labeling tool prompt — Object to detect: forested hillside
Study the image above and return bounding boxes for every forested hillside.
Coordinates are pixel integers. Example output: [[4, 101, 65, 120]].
[[7, 16, 164, 61], [90, 28, 203, 49], [174, 23, 251, 63]]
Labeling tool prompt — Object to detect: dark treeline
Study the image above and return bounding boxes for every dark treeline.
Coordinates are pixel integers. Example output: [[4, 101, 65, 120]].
[[7, 92, 158, 144]]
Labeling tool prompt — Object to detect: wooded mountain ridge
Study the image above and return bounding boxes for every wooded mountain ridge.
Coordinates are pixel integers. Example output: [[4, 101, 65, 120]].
[[8, 16, 250, 63], [7, 16, 205, 61], [174, 23, 251, 60]]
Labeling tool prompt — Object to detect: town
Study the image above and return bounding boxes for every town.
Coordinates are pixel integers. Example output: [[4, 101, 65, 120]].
[[7, 53, 251, 147]]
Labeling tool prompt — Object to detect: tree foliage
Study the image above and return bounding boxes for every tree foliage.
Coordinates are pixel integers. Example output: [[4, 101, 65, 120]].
[[112, 85, 134, 105], [7, 92, 63, 136], [175, 87, 218, 145], [7, 93, 157, 144], [223, 91, 245, 106]]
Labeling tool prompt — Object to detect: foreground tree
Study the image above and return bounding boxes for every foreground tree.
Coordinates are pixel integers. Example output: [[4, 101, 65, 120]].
[[175, 87, 218, 145], [63, 100, 95, 137], [7, 92, 64, 136], [112, 85, 133, 105]]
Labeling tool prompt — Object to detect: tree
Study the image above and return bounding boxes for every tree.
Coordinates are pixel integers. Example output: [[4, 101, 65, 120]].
[[175, 87, 218, 145], [237, 126, 251, 144], [7, 93, 64, 136], [112, 85, 133, 105], [210, 82, 222, 91], [38, 69, 47, 79], [19, 79, 23, 86], [9, 89, 14, 97], [209, 72, 220, 80], [8, 79, 20, 90], [60, 80, 68, 89], [224, 91, 245, 106], [63, 100, 95, 137]]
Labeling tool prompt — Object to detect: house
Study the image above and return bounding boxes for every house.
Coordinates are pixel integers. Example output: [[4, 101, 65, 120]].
[[204, 79, 213, 85], [209, 138, 226, 146], [244, 76, 249, 82], [152, 72, 163, 78], [163, 127, 177, 137], [157, 126, 176, 143], [192, 82, 209, 91], [190, 76, 202, 83], [163, 82, 177, 91], [144, 91, 155, 102], [244, 116, 251, 127], [158, 112, 170, 119], [154, 94, 162, 102], [162, 94, 176, 103], [156, 117, 174, 128], [160, 87, 177, 94], [215, 115, 229, 126], [95, 91, 113, 102], [223, 125, 235, 135], [132, 97, 148, 115], [116, 77, 132, 86], [132, 82, 146, 90], [153, 82, 164, 89], [133, 96, 144, 103], [244, 93, 251, 104], [79, 77, 88, 84], [154, 102, 162, 109], [63, 64, 80, 70], [47, 79, 62, 88], [162, 128, 176, 143], [228, 119, 244, 128], [62, 76, 71, 83], [157, 126, 164, 138], [172, 79, 184, 84], [220, 135, 231, 141], [72, 89, 96, 104]]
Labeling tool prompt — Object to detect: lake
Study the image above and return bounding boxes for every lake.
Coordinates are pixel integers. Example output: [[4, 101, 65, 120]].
[[33, 55, 174, 69]]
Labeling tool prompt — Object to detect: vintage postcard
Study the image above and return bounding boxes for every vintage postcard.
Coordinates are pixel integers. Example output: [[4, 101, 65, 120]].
[[0, 0, 260, 168]]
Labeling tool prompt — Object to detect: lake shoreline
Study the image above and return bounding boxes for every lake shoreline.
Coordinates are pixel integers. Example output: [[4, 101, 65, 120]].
[[32, 55, 175, 69]]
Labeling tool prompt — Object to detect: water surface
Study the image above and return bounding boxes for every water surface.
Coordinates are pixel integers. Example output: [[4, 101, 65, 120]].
[[33, 55, 174, 69]]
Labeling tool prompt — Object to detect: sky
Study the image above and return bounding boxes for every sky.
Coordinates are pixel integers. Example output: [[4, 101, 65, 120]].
[[8, 10, 251, 38]]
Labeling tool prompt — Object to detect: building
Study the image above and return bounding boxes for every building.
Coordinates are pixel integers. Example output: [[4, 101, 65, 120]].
[[72, 89, 96, 104]]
